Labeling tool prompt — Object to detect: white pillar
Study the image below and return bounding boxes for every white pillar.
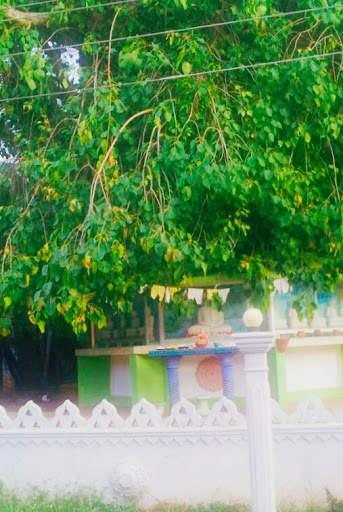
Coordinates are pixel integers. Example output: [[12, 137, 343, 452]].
[[233, 331, 276, 512]]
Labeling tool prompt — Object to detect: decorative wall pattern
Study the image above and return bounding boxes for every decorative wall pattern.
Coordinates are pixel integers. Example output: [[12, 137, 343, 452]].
[[1, 395, 343, 507], [1, 394, 343, 430], [196, 356, 223, 391], [109, 459, 149, 501]]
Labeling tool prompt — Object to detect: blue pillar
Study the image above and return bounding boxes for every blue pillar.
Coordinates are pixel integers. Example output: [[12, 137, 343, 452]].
[[165, 356, 180, 408], [217, 353, 234, 400]]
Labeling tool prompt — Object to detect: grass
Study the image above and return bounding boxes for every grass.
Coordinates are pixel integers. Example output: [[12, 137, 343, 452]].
[[0, 491, 248, 512], [0, 487, 338, 512], [0, 489, 126, 512]]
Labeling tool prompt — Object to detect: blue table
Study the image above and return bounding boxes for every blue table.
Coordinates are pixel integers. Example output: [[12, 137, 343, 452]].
[[149, 346, 239, 408]]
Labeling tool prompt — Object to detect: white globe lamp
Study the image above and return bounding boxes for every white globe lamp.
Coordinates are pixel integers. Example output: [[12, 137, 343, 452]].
[[243, 307, 263, 331]]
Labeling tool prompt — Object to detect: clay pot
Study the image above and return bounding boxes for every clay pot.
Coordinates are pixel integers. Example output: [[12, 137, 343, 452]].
[[275, 337, 290, 353]]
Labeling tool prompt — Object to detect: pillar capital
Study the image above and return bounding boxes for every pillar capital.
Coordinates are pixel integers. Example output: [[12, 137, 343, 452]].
[[231, 331, 275, 354]]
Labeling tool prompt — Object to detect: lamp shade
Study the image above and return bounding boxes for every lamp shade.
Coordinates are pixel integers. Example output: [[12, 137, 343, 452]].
[[242, 308, 263, 329]]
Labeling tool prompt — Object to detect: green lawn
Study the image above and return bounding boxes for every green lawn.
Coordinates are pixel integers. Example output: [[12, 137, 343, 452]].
[[0, 489, 337, 512]]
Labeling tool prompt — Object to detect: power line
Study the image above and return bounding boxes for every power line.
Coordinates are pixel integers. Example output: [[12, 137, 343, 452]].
[[1, 49, 342, 104], [0, 0, 139, 23], [0, 0, 59, 11], [1, 3, 343, 61]]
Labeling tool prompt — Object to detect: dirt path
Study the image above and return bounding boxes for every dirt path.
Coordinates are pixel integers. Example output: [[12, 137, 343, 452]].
[[0, 384, 133, 419]]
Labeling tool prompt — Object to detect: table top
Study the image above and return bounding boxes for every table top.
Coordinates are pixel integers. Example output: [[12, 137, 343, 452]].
[[76, 342, 239, 358], [76, 345, 156, 356], [148, 346, 239, 357]]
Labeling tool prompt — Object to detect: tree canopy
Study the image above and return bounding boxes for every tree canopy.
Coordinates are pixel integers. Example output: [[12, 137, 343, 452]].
[[0, 0, 343, 335]]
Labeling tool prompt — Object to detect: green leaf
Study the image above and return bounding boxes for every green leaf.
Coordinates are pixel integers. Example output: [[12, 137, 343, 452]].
[[33, 290, 41, 302], [25, 77, 37, 91], [256, 5, 267, 16], [34, 69, 45, 80], [4, 297, 12, 309], [97, 314, 107, 329], [93, 245, 106, 262], [154, 116, 162, 128], [305, 132, 311, 143], [114, 99, 125, 113], [164, 111, 172, 123], [118, 244, 125, 258], [42, 282, 52, 296], [182, 62, 192, 75], [45, 300, 56, 316], [37, 320, 45, 334]]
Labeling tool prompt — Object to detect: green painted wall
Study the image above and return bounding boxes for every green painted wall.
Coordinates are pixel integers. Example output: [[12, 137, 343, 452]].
[[77, 354, 168, 407], [77, 356, 111, 407], [268, 348, 286, 403], [268, 346, 343, 406], [130, 355, 168, 406]]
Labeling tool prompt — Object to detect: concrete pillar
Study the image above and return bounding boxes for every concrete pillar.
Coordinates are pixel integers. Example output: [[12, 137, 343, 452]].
[[165, 356, 180, 408], [233, 332, 276, 512], [217, 352, 234, 400]]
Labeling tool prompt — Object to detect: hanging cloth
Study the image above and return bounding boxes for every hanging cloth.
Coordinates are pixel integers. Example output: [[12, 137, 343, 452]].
[[165, 287, 179, 303], [150, 285, 166, 301], [217, 288, 230, 303], [187, 288, 204, 305]]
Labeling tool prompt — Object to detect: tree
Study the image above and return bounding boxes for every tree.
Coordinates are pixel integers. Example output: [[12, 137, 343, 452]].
[[0, 0, 343, 335]]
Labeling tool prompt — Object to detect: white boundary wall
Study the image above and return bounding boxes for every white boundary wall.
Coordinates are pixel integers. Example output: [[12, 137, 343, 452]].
[[1, 395, 343, 507]]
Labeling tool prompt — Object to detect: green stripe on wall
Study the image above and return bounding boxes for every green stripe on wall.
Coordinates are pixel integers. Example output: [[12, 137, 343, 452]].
[[130, 355, 168, 406], [77, 356, 111, 407]]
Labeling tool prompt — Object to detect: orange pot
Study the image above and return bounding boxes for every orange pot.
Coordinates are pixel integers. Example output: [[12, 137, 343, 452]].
[[276, 338, 289, 353]]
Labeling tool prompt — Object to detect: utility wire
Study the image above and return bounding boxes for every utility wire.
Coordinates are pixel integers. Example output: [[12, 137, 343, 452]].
[[1, 49, 342, 104], [0, 0, 60, 11], [1, 3, 343, 61], [0, 0, 139, 23], [1, 1, 343, 25]]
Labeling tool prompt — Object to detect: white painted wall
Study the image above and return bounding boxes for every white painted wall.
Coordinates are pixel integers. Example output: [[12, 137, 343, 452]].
[[179, 354, 222, 398], [111, 356, 131, 396], [285, 345, 342, 391], [0, 396, 343, 507], [174, 352, 245, 398], [274, 429, 343, 504], [109, 352, 246, 400]]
